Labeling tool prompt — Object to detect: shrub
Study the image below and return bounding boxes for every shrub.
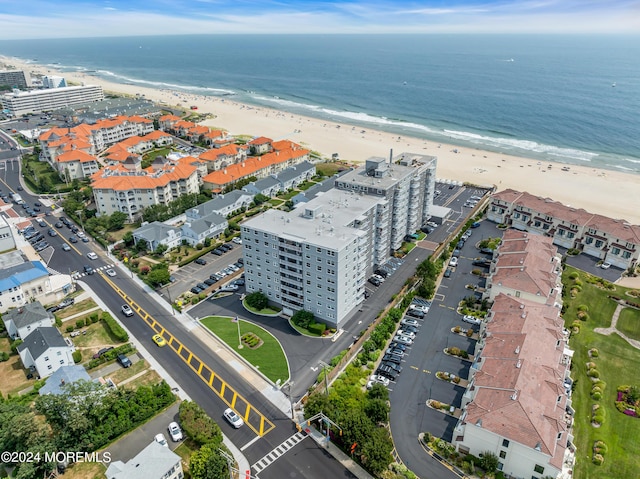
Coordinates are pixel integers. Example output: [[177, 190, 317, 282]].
[[594, 440, 608, 454], [72, 350, 82, 363], [179, 400, 223, 447], [592, 453, 604, 465], [66, 325, 75, 333], [466, 329, 474, 337], [591, 391, 602, 400], [577, 304, 589, 312], [0, 351, 9, 362], [292, 310, 314, 329], [76, 319, 85, 329], [588, 368, 600, 378], [568, 272, 579, 279], [589, 348, 599, 358], [10, 339, 23, 354], [101, 313, 129, 342], [91, 314, 99, 324], [245, 291, 269, 310], [308, 322, 326, 335]]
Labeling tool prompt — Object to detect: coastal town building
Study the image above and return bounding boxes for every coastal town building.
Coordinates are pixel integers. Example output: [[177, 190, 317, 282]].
[[454, 231, 572, 479], [0, 251, 74, 314], [0, 215, 15, 251], [488, 189, 640, 270], [105, 440, 183, 479], [202, 145, 310, 192], [91, 159, 199, 222], [132, 222, 182, 252], [104, 130, 174, 163], [38, 365, 92, 396], [0, 69, 31, 89], [242, 161, 316, 197], [54, 150, 101, 181], [42, 75, 67, 89], [0, 84, 103, 117], [241, 152, 437, 327], [3, 301, 55, 340], [17, 327, 76, 379], [39, 115, 154, 168], [185, 190, 253, 220], [334, 153, 437, 252]]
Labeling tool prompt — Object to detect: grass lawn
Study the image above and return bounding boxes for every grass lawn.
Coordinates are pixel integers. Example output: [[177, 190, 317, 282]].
[[616, 307, 640, 341], [268, 198, 285, 207], [121, 369, 162, 389], [277, 190, 299, 201], [315, 161, 348, 177], [105, 358, 148, 384], [61, 461, 106, 479], [563, 267, 640, 479], [0, 339, 33, 397], [108, 223, 138, 242], [174, 439, 199, 476], [65, 319, 126, 349], [400, 242, 417, 254], [289, 321, 322, 337], [297, 180, 317, 191], [55, 298, 99, 319], [200, 316, 289, 383], [243, 300, 281, 315]]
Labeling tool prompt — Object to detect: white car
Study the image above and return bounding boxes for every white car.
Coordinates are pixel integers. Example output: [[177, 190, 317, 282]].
[[398, 330, 416, 339], [106, 269, 116, 277], [232, 237, 242, 244], [426, 221, 438, 228], [600, 262, 611, 270], [449, 257, 458, 267], [87, 252, 98, 260], [401, 318, 420, 327], [154, 433, 168, 448], [369, 374, 390, 386], [462, 315, 481, 325], [223, 408, 244, 428], [121, 304, 134, 317], [77, 231, 86, 238], [168, 422, 183, 442], [410, 304, 429, 313], [219, 284, 239, 293], [62, 244, 71, 251], [393, 335, 413, 345]]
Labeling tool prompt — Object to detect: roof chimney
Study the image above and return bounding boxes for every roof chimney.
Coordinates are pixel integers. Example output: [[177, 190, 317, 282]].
[[389, 148, 393, 163]]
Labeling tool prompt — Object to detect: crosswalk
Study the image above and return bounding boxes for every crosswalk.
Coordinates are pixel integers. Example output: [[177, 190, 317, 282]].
[[251, 432, 306, 475], [72, 264, 116, 279]]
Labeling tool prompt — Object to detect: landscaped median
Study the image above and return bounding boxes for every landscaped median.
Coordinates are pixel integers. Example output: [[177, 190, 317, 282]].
[[199, 316, 289, 383]]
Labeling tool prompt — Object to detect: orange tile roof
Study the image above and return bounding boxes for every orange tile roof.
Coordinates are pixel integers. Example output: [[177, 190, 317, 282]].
[[56, 150, 99, 164], [202, 147, 309, 187], [92, 162, 197, 191], [143, 130, 172, 141], [199, 144, 244, 161], [248, 136, 273, 145], [204, 129, 225, 139], [159, 114, 181, 122], [272, 139, 302, 151]]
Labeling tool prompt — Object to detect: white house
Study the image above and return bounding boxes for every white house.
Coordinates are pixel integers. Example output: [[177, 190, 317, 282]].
[[105, 441, 183, 479], [132, 222, 182, 252], [17, 327, 76, 379], [3, 302, 54, 340], [181, 213, 228, 247]]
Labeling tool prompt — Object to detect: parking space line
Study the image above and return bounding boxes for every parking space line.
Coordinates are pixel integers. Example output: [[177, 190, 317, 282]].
[[100, 273, 275, 437]]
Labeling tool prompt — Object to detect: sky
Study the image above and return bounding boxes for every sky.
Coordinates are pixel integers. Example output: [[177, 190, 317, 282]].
[[0, 0, 638, 39]]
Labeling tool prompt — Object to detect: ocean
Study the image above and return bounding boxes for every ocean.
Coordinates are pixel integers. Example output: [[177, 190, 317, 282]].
[[1, 34, 639, 173]]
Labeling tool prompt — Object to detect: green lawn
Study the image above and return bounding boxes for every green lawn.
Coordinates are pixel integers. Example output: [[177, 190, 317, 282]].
[[297, 180, 317, 191], [616, 307, 640, 341], [268, 198, 285, 207], [277, 190, 299, 200], [200, 316, 289, 383], [243, 300, 281, 315], [563, 267, 640, 479]]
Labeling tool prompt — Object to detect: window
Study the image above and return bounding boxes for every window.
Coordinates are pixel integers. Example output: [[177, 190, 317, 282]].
[[612, 247, 620, 255], [502, 439, 510, 448], [585, 237, 593, 244], [47, 365, 52, 370], [534, 221, 541, 227], [499, 450, 506, 459], [44, 356, 49, 362], [595, 240, 603, 248], [534, 465, 544, 474], [60, 360, 65, 364]]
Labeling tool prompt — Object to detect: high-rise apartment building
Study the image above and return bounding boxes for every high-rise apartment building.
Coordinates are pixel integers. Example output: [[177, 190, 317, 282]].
[[0, 85, 103, 117], [0, 69, 30, 89]]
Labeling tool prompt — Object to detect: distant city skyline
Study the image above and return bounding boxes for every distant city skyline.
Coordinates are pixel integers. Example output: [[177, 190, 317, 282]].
[[0, 0, 638, 40]]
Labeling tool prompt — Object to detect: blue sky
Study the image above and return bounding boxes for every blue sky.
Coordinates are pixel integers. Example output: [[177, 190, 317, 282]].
[[0, 0, 638, 39]]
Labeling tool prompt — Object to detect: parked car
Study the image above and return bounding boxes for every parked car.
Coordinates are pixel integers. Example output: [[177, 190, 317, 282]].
[[211, 248, 224, 256], [196, 282, 208, 290], [210, 273, 222, 281], [398, 330, 416, 339], [381, 361, 403, 374], [233, 278, 245, 286], [449, 257, 459, 267], [154, 433, 168, 448], [87, 252, 98, 260], [393, 335, 413, 345], [389, 342, 407, 352], [93, 346, 114, 359], [401, 318, 420, 327], [204, 278, 217, 286], [426, 221, 438, 228], [369, 374, 390, 386], [219, 244, 231, 252], [55, 222, 64, 228], [47, 229, 57, 237], [444, 268, 453, 278], [382, 354, 402, 365], [376, 366, 398, 381], [232, 237, 242, 244], [471, 221, 481, 228], [368, 276, 381, 287], [386, 347, 404, 357], [462, 315, 481, 325], [69, 236, 78, 243], [406, 309, 425, 319], [168, 422, 183, 442], [218, 284, 239, 293], [195, 258, 207, 265], [374, 269, 388, 278], [224, 408, 244, 428], [190, 286, 203, 294], [452, 249, 461, 258], [117, 354, 132, 368], [601, 262, 612, 269]]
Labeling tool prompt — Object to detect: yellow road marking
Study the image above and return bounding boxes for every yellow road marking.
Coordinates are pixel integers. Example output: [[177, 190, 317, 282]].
[[99, 273, 275, 437]]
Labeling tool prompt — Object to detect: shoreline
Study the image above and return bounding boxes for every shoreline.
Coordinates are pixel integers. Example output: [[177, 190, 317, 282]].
[[3, 54, 639, 225]]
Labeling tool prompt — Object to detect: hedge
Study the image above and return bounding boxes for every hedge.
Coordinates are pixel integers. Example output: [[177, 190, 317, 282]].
[[85, 343, 134, 369], [101, 312, 129, 342], [308, 322, 327, 335]]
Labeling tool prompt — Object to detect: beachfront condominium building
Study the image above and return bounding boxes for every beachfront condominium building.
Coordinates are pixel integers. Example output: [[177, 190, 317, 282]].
[[241, 152, 437, 327], [334, 152, 437, 252], [91, 159, 199, 222], [454, 230, 572, 479], [242, 190, 384, 327], [488, 188, 640, 270], [0, 85, 103, 117], [0, 69, 30, 89]]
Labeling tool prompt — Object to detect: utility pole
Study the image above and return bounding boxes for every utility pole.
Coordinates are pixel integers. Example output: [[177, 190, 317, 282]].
[[318, 360, 330, 395], [283, 380, 295, 419]]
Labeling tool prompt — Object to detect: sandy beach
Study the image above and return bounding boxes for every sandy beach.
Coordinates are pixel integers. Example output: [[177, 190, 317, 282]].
[[3, 56, 639, 224]]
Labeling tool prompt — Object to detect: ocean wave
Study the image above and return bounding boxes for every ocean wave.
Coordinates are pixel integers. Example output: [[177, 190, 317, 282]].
[[252, 95, 440, 134], [612, 164, 635, 172], [621, 158, 640, 164], [94, 70, 236, 96], [443, 129, 597, 162]]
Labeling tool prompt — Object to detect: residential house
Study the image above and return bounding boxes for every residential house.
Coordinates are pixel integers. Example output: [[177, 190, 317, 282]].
[[105, 440, 183, 479], [181, 213, 227, 247], [488, 189, 640, 270], [17, 327, 76, 379], [132, 222, 182, 252], [3, 302, 54, 340], [198, 144, 248, 172], [0, 252, 74, 313], [247, 136, 273, 155], [202, 129, 226, 147], [483, 230, 563, 306], [157, 114, 181, 131], [242, 176, 281, 197], [55, 150, 100, 180], [39, 365, 92, 395], [291, 169, 351, 206], [275, 161, 316, 190], [185, 191, 253, 221]]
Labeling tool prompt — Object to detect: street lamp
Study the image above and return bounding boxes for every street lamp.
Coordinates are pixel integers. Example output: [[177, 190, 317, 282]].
[[75, 209, 85, 232], [164, 283, 175, 315], [318, 360, 330, 395], [284, 380, 295, 419]]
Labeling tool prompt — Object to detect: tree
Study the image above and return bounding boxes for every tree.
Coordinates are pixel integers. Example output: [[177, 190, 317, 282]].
[[189, 443, 230, 479], [366, 384, 389, 402], [359, 427, 393, 475], [364, 399, 389, 424], [135, 238, 149, 253], [291, 310, 314, 329], [155, 243, 169, 256], [245, 291, 269, 310], [179, 401, 223, 447], [123, 231, 135, 246], [479, 451, 499, 473], [108, 211, 127, 231], [148, 266, 171, 287]]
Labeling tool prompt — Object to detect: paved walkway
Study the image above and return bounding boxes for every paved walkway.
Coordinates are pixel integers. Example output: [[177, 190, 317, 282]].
[[594, 302, 640, 350]]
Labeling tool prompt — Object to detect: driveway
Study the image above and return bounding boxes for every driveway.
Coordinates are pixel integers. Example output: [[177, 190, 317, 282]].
[[103, 402, 182, 462]]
